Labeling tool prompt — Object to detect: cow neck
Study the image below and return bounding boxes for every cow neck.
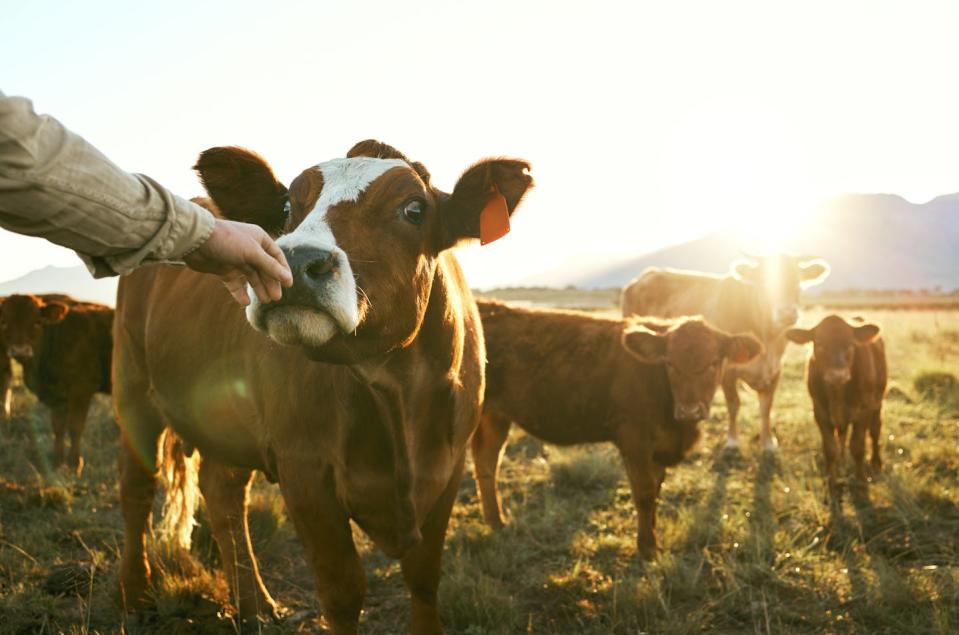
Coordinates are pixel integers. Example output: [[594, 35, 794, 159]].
[[343, 261, 466, 541]]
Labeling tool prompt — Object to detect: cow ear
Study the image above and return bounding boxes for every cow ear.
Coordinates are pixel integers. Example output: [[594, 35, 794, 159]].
[[193, 146, 289, 236], [724, 333, 763, 365], [436, 158, 533, 251], [785, 327, 814, 344], [799, 258, 831, 288], [730, 259, 759, 284], [40, 301, 69, 324], [622, 326, 667, 363], [854, 323, 880, 343]]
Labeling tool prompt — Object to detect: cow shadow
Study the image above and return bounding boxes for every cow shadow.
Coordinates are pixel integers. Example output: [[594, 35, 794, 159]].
[[675, 437, 738, 552], [744, 450, 780, 563]]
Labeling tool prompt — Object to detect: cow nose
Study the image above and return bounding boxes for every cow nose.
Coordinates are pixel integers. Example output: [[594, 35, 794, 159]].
[[824, 369, 851, 385], [777, 307, 799, 326], [285, 247, 339, 288], [675, 403, 706, 422]]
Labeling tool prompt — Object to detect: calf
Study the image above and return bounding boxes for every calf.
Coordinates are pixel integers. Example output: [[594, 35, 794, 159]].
[[786, 315, 886, 485], [0, 294, 112, 472], [472, 300, 762, 558], [621, 255, 831, 452], [114, 140, 532, 633]]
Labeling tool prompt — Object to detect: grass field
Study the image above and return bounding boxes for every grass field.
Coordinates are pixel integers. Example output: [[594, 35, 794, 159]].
[[1, 305, 958, 633]]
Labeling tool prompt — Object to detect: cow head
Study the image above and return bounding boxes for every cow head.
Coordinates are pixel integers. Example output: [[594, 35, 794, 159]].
[[195, 140, 532, 361], [622, 317, 763, 422], [730, 255, 830, 329], [786, 315, 880, 387], [0, 295, 69, 361]]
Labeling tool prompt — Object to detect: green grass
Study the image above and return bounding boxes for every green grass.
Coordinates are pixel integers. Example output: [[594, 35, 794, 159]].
[[0, 309, 958, 633]]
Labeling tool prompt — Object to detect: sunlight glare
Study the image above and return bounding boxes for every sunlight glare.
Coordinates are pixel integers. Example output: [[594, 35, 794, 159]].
[[666, 102, 821, 255]]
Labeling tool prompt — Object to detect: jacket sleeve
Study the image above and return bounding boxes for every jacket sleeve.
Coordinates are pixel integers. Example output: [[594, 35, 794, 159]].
[[0, 93, 215, 277]]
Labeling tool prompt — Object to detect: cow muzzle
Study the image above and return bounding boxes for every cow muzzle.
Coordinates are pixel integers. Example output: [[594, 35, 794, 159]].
[[245, 243, 361, 348], [774, 306, 799, 327], [823, 368, 851, 386], [7, 344, 32, 360], [674, 402, 708, 422]]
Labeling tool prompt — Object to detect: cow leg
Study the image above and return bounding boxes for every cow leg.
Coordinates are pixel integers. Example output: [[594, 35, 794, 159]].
[[470, 411, 512, 529], [65, 392, 93, 475], [849, 418, 867, 482], [757, 374, 780, 452], [278, 463, 365, 635], [616, 439, 659, 560], [721, 371, 742, 450], [868, 409, 883, 473], [197, 457, 279, 621], [50, 404, 68, 467], [400, 457, 464, 635], [118, 426, 162, 611], [813, 402, 839, 487], [114, 353, 166, 611]]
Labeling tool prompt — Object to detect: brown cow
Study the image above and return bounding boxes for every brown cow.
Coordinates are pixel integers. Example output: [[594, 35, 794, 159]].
[[621, 255, 830, 451], [0, 294, 113, 472], [786, 315, 886, 486], [114, 140, 532, 633], [471, 300, 762, 558]]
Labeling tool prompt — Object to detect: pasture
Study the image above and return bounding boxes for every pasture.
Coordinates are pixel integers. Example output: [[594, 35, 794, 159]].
[[0, 305, 957, 634]]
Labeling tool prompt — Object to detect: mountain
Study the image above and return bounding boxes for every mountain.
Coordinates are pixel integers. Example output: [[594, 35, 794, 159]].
[[0, 266, 118, 306], [544, 193, 959, 292]]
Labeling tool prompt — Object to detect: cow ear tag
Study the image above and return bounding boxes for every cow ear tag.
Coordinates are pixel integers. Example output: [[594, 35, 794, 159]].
[[479, 185, 510, 245]]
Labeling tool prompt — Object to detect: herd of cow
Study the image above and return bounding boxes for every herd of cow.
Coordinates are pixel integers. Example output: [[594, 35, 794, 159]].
[[0, 140, 889, 633]]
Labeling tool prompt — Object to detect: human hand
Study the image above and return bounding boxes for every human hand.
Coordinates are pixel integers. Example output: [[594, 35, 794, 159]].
[[183, 219, 292, 306]]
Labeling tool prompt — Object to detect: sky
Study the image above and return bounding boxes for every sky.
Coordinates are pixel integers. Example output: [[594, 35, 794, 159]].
[[3, 0, 959, 288]]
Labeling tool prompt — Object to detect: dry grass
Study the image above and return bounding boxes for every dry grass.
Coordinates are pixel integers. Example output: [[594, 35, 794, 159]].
[[0, 307, 957, 633]]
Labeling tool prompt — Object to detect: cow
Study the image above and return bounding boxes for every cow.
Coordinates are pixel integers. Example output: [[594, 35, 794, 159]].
[[114, 140, 532, 634], [0, 294, 113, 472], [620, 255, 830, 452], [471, 300, 762, 559], [786, 315, 886, 486]]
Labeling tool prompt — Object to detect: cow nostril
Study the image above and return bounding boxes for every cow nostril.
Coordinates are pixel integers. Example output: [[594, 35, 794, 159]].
[[304, 252, 337, 280]]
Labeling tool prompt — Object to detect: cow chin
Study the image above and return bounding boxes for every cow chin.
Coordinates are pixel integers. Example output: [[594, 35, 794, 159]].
[[262, 307, 340, 348]]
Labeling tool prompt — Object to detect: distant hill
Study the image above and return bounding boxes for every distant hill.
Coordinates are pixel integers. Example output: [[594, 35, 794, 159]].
[[0, 266, 118, 306], [551, 193, 959, 292]]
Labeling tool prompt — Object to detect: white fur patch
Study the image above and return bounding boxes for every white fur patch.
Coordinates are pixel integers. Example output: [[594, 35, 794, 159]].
[[246, 157, 406, 348], [282, 157, 407, 252]]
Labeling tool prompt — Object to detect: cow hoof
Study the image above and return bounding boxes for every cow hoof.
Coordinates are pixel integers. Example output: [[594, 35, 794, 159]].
[[724, 438, 741, 451]]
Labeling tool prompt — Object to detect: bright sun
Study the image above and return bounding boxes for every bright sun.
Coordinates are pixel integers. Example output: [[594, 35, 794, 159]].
[[665, 102, 822, 254]]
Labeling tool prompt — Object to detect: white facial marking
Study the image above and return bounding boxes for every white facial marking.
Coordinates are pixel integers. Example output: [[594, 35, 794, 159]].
[[282, 157, 407, 252], [246, 157, 407, 348]]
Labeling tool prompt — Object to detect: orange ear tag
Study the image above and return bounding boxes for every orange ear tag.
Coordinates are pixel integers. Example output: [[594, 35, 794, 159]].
[[479, 187, 510, 245]]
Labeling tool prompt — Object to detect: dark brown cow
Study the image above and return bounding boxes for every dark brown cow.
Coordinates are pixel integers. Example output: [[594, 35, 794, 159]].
[[0, 294, 113, 472], [786, 315, 886, 485], [114, 141, 532, 633], [471, 300, 762, 558], [621, 255, 830, 451]]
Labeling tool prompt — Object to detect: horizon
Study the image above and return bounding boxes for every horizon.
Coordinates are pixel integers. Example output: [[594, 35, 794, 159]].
[[3, 1, 959, 288]]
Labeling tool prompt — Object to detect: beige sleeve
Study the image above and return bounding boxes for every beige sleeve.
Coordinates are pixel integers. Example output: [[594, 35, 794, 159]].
[[0, 94, 215, 277]]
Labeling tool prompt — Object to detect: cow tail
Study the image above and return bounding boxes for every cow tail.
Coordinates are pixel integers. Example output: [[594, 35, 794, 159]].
[[155, 428, 200, 551]]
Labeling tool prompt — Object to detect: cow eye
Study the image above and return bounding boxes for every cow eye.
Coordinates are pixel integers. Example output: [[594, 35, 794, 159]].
[[402, 199, 425, 226]]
